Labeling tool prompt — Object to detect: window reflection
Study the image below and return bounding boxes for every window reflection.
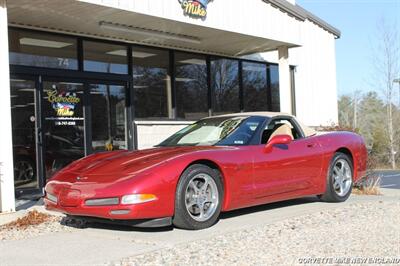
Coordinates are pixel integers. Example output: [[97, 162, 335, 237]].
[[175, 52, 208, 120], [243, 62, 268, 111], [211, 58, 240, 115], [83, 41, 128, 74], [9, 29, 78, 69], [269, 65, 280, 112], [10, 79, 38, 189], [42, 82, 85, 179], [133, 47, 171, 119], [90, 84, 127, 152]]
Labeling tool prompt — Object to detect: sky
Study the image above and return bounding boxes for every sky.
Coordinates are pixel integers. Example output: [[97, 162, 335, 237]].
[[296, 0, 400, 96]]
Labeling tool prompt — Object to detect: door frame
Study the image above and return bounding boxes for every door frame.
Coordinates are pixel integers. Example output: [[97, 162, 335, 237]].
[[10, 72, 133, 198], [11, 74, 45, 198], [82, 79, 132, 154]]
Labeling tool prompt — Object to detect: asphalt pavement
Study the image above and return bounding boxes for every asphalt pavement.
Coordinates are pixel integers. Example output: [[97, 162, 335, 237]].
[[1, 189, 399, 265], [376, 170, 400, 189], [0, 171, 399, 265]]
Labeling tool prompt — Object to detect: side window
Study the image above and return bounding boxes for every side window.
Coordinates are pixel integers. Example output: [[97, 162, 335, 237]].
[[261, 119, 302, 144], [218, 116, 264, 146]]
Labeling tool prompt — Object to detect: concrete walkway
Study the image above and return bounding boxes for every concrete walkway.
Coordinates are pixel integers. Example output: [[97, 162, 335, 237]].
[[1, 189, 399, 265]]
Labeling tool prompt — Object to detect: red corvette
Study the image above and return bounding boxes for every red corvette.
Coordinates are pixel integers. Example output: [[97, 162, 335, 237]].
[[45, 112, 367, 230]]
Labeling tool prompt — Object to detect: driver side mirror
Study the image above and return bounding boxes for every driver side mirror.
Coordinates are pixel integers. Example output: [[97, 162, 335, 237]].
[[264, 134, 292, 152]]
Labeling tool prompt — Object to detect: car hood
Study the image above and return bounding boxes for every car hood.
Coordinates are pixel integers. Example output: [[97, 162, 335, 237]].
[[54, 146, 226, 180]]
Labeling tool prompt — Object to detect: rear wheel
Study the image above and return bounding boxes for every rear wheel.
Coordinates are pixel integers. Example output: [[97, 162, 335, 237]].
[[320, 152, 353, 202], [173, 164, 223, 230]]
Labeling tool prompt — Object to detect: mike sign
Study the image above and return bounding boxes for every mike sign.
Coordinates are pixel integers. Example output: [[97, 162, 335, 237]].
[[178, 0, 213, 20]]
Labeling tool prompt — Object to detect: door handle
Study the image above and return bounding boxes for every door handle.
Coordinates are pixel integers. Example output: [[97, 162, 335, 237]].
[[307, 143, 317, 148], [37, 128, 42, 145]]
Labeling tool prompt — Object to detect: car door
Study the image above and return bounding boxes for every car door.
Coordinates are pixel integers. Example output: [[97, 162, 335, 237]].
[[252, 118, 323, 198]]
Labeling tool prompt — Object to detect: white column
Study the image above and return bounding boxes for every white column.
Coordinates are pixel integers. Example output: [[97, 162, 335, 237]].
[[278, 46, 292, 114], [0, 0, 15, 213]]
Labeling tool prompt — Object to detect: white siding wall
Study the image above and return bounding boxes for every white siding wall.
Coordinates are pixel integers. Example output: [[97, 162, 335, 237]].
[[262, 20, 339, 127], [79, 0, 303, 46], [0, 0, 15, 212], [78, 0, 338, 126], [135, 121, 194, 150]]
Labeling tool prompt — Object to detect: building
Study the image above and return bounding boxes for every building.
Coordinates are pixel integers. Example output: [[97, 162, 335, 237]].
[[0, 0, 340, 212]]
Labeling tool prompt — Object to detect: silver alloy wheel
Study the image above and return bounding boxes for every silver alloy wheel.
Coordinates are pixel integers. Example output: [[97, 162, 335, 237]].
[[332, 159, 352, 197], [15, 161, 34, 181], [185, 173, 219, 222]]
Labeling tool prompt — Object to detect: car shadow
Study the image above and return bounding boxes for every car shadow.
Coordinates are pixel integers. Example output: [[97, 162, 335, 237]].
[[219, 196, 319, 220], [60, 216, 175, 233], [60, 196, 321, 232]]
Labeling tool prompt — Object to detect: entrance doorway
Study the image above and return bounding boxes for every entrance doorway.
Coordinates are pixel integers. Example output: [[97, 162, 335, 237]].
[[10, 76, 130, 198], [42, 80, 85, 179], [88, 83, 127, 153], [10, 78, 41, 196]]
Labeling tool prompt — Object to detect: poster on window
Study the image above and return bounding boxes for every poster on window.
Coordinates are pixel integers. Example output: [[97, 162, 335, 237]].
[[45, 84, 84, 126]]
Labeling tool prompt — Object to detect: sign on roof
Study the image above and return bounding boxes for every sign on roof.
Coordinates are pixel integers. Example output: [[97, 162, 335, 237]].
[[178, 0, 213, 20]]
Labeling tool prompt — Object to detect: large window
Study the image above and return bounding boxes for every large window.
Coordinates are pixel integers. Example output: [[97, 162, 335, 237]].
[[9, 28, 283, 120], [175, 52, 208, 120], [90, 84, 127, 152], [9, 29, 78, 69], [83, 41, 128, 74], [243, 62, 268, 111], [211, 58, 240, 115], [270, 65, 280, 112], [133, 47, 171, 119]]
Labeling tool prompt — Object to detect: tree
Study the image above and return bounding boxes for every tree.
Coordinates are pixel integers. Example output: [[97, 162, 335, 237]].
[[357, 92, 385, 148], [372, 19, 400, 169], [338, 91, 391, 168], [338, 95, 354, 128]]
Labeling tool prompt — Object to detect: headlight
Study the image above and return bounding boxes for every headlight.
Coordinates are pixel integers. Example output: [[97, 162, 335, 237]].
[[85, 197, 119, 206], [121, 194, 157, 205], [46, 193, 58, 204]]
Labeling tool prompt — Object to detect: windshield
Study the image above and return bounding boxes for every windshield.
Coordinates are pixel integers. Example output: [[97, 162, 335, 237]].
[[157, 116, 265, 147]]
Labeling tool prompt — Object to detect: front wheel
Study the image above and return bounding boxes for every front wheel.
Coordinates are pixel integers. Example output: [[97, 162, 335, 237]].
[[320, 152, 353, 202], [173, 164, 223, 230]]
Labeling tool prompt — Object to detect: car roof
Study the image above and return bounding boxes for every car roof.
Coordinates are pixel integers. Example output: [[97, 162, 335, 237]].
[[206, 112, 316, 137]]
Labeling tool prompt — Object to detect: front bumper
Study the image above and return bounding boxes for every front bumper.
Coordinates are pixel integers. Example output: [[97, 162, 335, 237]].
[[44, 189, 170, 223], [66, 215, 172, 228]]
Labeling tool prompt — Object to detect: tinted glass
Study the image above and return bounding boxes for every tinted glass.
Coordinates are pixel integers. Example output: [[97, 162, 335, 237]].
[[133, 47, 171, 119], [243, 62, 268, 111], [10, 79, 38, 189], [211, 59, 240, 115], [270, 64, 280, 111], [90, 84, 127, 152], [175, 52, 208, 120], [83, 41, 128, 74], [9, 29, 78, 69], [158, 116, 264, 147], [42, 81, 85, 179]]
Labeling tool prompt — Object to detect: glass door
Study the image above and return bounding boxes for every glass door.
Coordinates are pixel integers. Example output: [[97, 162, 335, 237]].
[[11, 77, 130, 198], [10, 78, 42, 195], [88, 83, 127, 152], [42, 80, 85, 179]]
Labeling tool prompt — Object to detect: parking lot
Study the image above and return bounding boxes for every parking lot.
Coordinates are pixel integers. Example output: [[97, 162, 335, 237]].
[[378, 170, 400, 189], [1, 186, 399, 265]]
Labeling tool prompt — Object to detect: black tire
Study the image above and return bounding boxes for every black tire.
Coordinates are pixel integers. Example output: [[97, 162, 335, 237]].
[[14, 156, 36, 182], [320, 152, 353, 202], [173, 164, 224, 230]]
